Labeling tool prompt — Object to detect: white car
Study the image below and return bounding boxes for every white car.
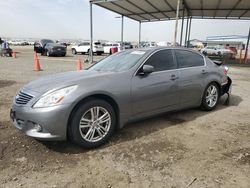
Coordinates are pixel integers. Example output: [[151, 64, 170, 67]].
[[103, 42, 120, 54], [201, 46, 232, 56], [71, 41, 104, 55]]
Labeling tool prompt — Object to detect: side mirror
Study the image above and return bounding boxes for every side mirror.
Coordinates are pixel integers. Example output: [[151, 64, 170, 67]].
[[139, 65, 154, 75]]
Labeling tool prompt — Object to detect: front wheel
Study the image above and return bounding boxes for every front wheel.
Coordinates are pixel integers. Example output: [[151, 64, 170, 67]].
[[69, 99, 116, 148], [201, 83, 219, 111]]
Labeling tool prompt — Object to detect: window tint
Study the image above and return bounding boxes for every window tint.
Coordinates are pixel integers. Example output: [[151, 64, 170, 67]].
[[144, 50, 176, 72], [175, 50, 204, 68]]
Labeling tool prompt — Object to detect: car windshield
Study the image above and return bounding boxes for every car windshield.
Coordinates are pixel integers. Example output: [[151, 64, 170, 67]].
[[89, 50, 146, 72]]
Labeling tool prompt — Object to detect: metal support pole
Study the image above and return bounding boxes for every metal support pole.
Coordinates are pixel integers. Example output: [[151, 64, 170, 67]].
[[244, 27, 250, 64], [121, 15, 124, 51], [173, 0, 180, 46], [90, 2, 93, 63], [184, 15, 189, 47], [139, 21, 141, 48], [180, 7, 185, 46], [187, 17, 192, 48]]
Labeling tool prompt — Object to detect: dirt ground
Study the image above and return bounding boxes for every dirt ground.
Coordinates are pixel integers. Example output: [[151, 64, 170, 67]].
[[0, 46, 249, 188]]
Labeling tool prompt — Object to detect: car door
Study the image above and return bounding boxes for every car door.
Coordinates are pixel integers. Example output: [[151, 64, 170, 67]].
[[174, 49, 208, 108], [131, 49, 180, 117], [76, 43, 84, 52]]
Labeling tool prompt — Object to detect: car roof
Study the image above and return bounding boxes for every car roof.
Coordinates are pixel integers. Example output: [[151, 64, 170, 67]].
[[131, 46, 204, 55]]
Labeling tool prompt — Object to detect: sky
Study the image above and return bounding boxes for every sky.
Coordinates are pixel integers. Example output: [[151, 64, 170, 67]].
[[0, 0, 249, 42]]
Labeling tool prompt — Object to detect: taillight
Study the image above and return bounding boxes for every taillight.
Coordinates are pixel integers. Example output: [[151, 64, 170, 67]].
[[224, 66, 229, 75]]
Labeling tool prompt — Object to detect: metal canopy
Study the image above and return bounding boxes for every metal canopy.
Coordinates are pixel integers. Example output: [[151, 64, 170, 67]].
[[90, 0, 250, 22]]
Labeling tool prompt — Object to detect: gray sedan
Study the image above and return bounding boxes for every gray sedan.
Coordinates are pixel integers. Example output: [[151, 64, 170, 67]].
[[10, 47, 232, 148]]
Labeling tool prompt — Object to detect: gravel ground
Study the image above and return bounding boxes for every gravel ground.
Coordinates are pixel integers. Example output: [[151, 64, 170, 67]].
[[0, 46, 249, 188]]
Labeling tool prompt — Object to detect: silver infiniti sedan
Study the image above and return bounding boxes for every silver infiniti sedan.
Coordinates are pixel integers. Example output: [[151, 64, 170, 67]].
[[10, 47, 232, 148]]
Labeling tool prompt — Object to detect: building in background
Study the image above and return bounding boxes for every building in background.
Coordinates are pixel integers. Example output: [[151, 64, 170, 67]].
[[205, 35, 248, 50]]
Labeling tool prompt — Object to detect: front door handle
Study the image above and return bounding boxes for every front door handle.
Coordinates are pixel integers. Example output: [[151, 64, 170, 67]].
[[170, 74, 179, 80]]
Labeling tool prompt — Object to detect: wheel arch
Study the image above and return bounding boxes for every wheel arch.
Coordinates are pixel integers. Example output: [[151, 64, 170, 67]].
[[67, 94, 120, 140]]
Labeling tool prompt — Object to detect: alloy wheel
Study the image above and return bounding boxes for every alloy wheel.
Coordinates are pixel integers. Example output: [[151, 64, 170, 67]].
[[79, 106, 111, 142], [206, 85, 218, 108]]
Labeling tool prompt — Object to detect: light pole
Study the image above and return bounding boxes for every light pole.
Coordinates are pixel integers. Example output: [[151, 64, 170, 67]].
[[115, 15, 124, 51]]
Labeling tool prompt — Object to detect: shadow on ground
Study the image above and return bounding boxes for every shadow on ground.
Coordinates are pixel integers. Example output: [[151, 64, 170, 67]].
[[42, 94, 242, 154]]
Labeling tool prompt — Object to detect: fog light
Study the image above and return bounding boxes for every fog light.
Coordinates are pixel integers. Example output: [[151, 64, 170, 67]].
[[34, 124, 42, 132]]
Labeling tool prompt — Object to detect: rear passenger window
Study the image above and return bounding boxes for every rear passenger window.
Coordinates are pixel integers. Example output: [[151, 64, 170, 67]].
[[175, 50, 204, 68], [145, 50, 176, 72]]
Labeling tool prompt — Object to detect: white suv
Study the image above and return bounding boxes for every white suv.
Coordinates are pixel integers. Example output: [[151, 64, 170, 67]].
[[71, 41, 104, 55]]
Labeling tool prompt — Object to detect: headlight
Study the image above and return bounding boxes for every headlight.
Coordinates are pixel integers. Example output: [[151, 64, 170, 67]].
[[33, 85, 78, 108]]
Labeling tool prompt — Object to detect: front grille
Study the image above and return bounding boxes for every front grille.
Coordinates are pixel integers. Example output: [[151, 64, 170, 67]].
[[15, 91, 33, 105]]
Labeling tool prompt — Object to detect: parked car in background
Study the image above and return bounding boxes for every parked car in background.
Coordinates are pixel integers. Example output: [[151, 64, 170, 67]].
[[71, 41, 104, 55], [34, 39, 54, 54], [201, 46, 233, 57], [11, 47, 232, 148], [141, 42, 157, 48], [43, 43, 67, 57], [226, 46, 237, 59], [0, 45, 13, 57], [123, 42, 133, 49], [103, 42, 120, 54]]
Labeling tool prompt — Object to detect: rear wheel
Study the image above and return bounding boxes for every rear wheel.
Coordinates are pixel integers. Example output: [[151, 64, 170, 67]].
[[201, 83, 219, 111], [69, 99, 116, 148]]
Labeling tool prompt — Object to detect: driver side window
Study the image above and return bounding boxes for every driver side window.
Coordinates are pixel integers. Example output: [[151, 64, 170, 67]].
[[144, 49, 176, 72]]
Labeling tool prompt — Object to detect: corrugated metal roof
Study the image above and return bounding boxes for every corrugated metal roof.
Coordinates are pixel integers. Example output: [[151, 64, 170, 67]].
[[90, 0, 250, 22]]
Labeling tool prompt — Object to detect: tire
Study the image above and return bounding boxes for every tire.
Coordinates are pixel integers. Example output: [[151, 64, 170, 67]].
[[72, 49, 77, 55], [97, 52, 102, 56], [87, 49, 90, 54], [69, 99, 116, 148], [200, 83, 219, 111]]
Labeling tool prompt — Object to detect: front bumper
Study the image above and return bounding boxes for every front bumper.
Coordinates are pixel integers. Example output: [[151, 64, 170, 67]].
[[50, 50, 66, 56], [10, 103, 72, 141]]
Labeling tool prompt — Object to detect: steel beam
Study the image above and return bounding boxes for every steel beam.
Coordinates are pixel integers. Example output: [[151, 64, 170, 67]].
[[90, 2, 93, 63], [139, 21, 141, 48], [121, 15, 124, 51], [184, 15, 189, 47], [187, 17, 192, 47], [173, 0, 180, 46], [244, 27, 250, 64], [180, 7, 185, 46], [226, 0, 242, 18]]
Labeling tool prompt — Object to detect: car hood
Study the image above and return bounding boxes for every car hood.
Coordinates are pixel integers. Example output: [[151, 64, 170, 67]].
[[24, 70, 114, 93]]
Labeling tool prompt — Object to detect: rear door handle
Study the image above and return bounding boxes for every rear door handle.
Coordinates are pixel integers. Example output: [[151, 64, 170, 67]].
[[170, 74, 179, 80]]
